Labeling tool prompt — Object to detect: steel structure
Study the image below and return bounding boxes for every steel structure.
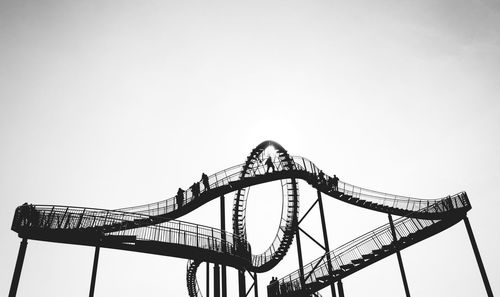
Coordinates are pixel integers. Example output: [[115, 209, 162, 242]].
[[9, 141, 494, 297]]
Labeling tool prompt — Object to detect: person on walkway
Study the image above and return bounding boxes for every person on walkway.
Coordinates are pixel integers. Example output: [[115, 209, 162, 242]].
[[176, 188, 185, 208], [268, 277, 280, 296], [202, 173, 210, 191], [20, 202, 29, 226], [191, 182, 200, 199], [266, 156, 275, 173], [332, 174, 339, 191], [318, 170, 325, 185]]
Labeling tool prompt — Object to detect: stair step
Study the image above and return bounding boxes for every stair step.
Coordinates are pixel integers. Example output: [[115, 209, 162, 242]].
[[352, 259, 365, 265], [362, 254, 375, 260], [340, 264, 354, 270], [317, 275, 330, 283], [382, 244, 393, 251], [332, 268, 343, 275]]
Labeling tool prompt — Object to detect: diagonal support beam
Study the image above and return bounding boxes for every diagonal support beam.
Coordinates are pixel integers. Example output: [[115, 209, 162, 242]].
[[298, 226, 325, 250], [298, 198, 319, 225], [9, 238, 28, 297], [464, 216, 494, 297], [245, 282, 255, 297], [305, 254, 326, 282], [388, 214, 410, 297]]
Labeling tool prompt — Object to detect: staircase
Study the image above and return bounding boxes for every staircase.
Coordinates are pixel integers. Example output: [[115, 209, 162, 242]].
[[268, 193, 471, 296], [186, 260, 202, 297]]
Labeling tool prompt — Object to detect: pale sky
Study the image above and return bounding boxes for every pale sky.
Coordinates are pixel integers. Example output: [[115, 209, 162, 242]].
[[1, 1, 499, 296]]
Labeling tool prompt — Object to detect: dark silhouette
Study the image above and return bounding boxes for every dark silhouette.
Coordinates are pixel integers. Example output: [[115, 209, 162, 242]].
[[20, 203, 29, 226], [332, 174, 339, 191], [202, 173, 210, 191], [7, 141, 479, 297], [268, 277, 280, 296], [28, 204, 38, 227], [192, 182, 200, 198], [318, 170, 325, 185], [446, 195, 454, 209], [176, 188, 185, 208], [266, 156, 275, 173]]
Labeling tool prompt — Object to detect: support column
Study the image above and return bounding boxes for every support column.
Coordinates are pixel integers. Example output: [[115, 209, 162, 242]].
[[295, 224, 306, 288], [89, 246, 100, 297], [238, 270, 246, 297], [9, 238, 28, 297], [337, 280, 345, 297], [317, 191, 337, 297], [254, 272, 259, 297], [388, 214, 410, 297], [214, 264, 221, 297], [464, 216, 494, 297], [206, 262, 210, 297], [220, 195, 227, 297]]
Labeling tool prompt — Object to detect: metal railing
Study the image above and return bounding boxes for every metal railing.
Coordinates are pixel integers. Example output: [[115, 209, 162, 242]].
[[12, 204, 251, 261], [12, 204, 151, 232], [272, 193, 469, 295], [12, 155, 470, 278], [186, 260, 202, 297], [107, 219, 251, 260], [292, 156, 449, 213]]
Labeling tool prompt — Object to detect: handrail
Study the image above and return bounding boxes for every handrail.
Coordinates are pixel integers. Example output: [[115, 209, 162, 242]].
[[13, 205, 251, 259], [10, 141, 473, 297], [114, 155, 450, 219], [272, 192, 469, 295]]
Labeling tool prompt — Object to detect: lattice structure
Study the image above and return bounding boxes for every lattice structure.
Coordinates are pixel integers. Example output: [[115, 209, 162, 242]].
[[9, 141, 493, 297]]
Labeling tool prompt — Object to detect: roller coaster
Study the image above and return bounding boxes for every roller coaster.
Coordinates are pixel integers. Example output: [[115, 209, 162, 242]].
[[9, 141, 494, 297]]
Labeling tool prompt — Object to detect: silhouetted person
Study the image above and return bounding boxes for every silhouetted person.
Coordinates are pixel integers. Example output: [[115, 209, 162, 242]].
[[176, 188, 184, 208], [28, 204, 38, 227], [268, 277, 280, 296], [202, 173, 210, 191], [332, 174, 339, 191], [318, 170, 325, 185], [191, 182, 200, 198], [266, 156, 275, 173], [20, 203, 29, 226], [445, 195, 453, 209], [327, 176, 333, 189]]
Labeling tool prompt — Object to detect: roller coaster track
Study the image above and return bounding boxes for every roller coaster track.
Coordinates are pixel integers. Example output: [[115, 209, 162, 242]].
[[11, 141, 474, 297]]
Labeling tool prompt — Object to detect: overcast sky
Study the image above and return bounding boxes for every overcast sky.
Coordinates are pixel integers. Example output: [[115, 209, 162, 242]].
[[1, 1, 499, 296]]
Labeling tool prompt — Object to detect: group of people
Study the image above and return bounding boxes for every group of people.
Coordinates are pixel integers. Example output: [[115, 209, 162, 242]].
[[19, 203, 38, 227], [268, 277, 280, 296], [318, 170, 339, 191], [174, 163, 340, 210], [176, 172, 211, 208]]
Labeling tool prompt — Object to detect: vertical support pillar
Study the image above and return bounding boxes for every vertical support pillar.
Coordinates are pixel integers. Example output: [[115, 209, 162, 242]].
[[388, 214, 410, 297], [254, 272, 259, 297], [214, 264, 221, 297], [295, 224, 306, 288], [89, 246, 100, 297], [206, 262, 210, 297], [317, 190, 337, 297], [9, 238, 28, 297], [220, 195, 227, 297], [463, 216, 494, 297], [337, 280, 345, 297], [238, 270, 246, 297]]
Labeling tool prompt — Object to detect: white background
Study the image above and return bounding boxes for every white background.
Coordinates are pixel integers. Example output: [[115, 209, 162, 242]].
[[1, 1, 499, 296]]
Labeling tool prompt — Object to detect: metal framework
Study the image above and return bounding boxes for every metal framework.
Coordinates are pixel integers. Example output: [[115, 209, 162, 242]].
[[9, 141, 493, 297]]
